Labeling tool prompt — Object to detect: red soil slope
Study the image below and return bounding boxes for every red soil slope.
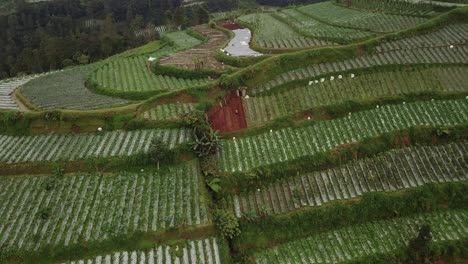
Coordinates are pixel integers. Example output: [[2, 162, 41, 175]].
[[207, 91, 247, 134]]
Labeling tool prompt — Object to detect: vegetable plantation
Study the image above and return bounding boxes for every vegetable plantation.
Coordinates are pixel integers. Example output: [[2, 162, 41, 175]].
[[253, 210, 468, 263], [20, 66, 130, 110], [64, 237, 223, 264], [231, 142, 467, 218], [143, 103, 196, 121], [275, 9, 373, 42], [298, 2, 428, 33], [335, 0, 436, 16], [237, 13, 337, 49], [246, 66, 468, 125], [90, 48, 210, 94], [0, 162, 210, 252], [256, 45, 468, 93], [218, 99, 468, 172], [0, 76, 35, 110], [0, 128, 192, 164]]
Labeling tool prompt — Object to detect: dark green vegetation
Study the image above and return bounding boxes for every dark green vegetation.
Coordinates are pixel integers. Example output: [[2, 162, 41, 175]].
[[1, 0, 468, 263]]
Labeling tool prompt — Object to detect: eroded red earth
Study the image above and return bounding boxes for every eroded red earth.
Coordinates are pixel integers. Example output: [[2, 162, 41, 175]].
[[207, 91, 247, 134]]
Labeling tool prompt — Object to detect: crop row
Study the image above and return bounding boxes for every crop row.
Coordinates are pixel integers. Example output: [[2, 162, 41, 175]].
[[20, 66, 130, 110], [91, 54, 209, 93], [246, 66, 468, 125], [256, 37, 335, 50], [253, 210, 468, 263], [237, 13, 309, 49], [0, 77, 34, 110], [376, 23, 468, 53], [276, 9, 373, 41], [256, 45, 468, 94], [335, 0, 435, 16], [143, 103, 195, 121], [231, 142, 467, 218], [0, 162, 210, 252], [0, 128, 192, 164], [217, 99, 468, 172], [64, 237, 221, 264], [298, 2, 428, 33]]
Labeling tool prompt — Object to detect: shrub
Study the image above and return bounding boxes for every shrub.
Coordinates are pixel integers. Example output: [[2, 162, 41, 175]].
[[214, 209, 240, 240]]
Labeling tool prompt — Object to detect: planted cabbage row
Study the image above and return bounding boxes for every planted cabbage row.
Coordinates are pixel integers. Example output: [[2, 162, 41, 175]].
[[0, 162, 210, 252], [218, 99, 468, 172], [231, 142, 467, 218], [0, 128, 192, 164]]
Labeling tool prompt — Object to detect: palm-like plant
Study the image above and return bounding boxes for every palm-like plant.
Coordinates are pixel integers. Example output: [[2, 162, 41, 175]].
[[190, 127, 221, 157]]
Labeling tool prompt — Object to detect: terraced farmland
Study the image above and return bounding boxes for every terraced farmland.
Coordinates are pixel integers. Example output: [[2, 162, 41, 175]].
[[218, 99, 468, 172], [0, 128, 192, 164], [0, 76, 35, 110], [256, 45, 468, 94], [335, 0, 435, 16], [0, 162, 210, 252], [376, 23, 468, 52], [238, 13, 336, 49], [90, 46, 210, 94], [65, 237, 223, 264], [275, 9, 373, 42], [253, 210, 468, 263], [158, 25, 228, 71], [246, 66, 468, 125], [143, 103, 196, 121], [298, 2, 428, 33], [20, 66, 130, 110], [231, 142, 467, 218]]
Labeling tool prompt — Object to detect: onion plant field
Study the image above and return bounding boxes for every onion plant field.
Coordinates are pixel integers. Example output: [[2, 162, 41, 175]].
[[0, 128, 191, 164], [20, 66, 130, 110], [218, 99, 468, 172], [298, 2, 428, 33], [256, 45, 468, 94], [0, 162, 210, 252], [253, 210, 468, 263], [246, 66, 468, 125], [230, 142, 467, 218], [143, 103, 196, 121], [237, 13, 337, 49], [64, 237, 224, 264]]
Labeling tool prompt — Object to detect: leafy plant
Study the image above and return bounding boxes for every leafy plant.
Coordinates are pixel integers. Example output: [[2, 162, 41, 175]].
[[214, 209, 241, 240], [148, 137, 176, 168], [207, 178, 222, 193], [190, 127, 222, 157]]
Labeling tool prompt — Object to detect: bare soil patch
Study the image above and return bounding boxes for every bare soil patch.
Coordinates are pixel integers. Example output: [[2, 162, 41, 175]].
[[207, 91, 247, 134]]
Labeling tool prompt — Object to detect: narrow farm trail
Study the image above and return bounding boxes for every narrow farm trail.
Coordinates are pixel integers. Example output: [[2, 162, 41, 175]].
[[158, 25, 228, 71], [207, 91, 248, 134]]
